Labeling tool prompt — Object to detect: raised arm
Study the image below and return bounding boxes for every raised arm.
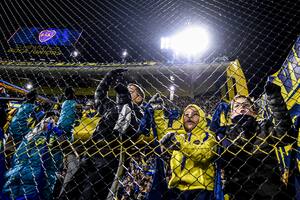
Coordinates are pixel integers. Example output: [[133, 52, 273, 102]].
[[94, 70, 124, 115], [265, 82, 296, 145]]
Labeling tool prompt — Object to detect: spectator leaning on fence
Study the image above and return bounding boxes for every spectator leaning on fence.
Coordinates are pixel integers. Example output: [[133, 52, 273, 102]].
[[160, 104, 216, 200], [60, 69, 144, 200], [2, 88, 77, 200], [211, 82, 296, 199]]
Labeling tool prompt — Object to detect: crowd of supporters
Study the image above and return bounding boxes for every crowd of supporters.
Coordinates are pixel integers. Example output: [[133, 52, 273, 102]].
[[0, 69, 299, 200], [118, 154, 155, 200]]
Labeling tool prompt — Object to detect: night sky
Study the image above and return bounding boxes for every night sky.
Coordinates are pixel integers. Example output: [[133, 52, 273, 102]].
[[0, 0, 300, 95]]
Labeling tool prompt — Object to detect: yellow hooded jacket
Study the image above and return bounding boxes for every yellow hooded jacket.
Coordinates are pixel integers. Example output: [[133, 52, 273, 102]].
[[167, 104, 216, 191]]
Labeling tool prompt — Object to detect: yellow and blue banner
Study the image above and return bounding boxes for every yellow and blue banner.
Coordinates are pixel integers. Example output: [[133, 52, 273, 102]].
[[221, 59, 249, 103], [268, 46, 300, 121], [268, 35, 300, 199], [268, 35, 300, 147]]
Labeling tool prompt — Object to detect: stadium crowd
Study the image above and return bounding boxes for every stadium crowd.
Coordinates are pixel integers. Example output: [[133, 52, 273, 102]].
[[0, 69, 299, 200]]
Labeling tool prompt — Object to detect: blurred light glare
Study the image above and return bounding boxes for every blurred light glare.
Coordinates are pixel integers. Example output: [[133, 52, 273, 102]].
[[71, 50, 79, 57], [161, 26, 210, 56], [172, 27, 209, 56], [122, 49, 128, 57], [170, 85, 175, 91], [161, 37, 171, 49], [25, 82, 33, 90]]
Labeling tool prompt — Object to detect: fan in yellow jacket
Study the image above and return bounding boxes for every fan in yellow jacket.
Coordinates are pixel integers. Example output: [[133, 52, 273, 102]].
[[160, 104, 216, 200]]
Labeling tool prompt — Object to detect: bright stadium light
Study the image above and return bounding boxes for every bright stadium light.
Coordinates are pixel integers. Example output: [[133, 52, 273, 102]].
[[161, 26, 210, 57], [170, 85, 175, 91], [122, 49, 128, 58], [121, 49, 128, 63], [169, 85, 175, 101], [71, 50, 80, 58], [161, 37, 171, 49], [25, 82, 33, 90]]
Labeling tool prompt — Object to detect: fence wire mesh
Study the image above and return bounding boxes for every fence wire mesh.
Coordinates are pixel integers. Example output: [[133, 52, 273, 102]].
[[0, 0, 300, 200]]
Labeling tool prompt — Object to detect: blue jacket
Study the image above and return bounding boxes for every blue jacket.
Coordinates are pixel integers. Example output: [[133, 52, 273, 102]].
[[3, 100, 77, 200], [0, 127, 5, 199], [9, 103, 35, 146]]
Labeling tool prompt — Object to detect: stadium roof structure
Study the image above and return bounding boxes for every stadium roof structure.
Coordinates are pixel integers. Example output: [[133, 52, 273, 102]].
[[0, 61, 230, 97]]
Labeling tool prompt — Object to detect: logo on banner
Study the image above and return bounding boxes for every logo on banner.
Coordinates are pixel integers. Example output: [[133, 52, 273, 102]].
[[39, 30, 56, 43]]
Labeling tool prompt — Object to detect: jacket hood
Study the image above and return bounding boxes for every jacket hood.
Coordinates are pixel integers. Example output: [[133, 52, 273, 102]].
[[181, 104, 207, 134]]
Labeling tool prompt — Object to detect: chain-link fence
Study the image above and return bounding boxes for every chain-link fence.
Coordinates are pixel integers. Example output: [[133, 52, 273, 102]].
[[0, 1, 300, 200]]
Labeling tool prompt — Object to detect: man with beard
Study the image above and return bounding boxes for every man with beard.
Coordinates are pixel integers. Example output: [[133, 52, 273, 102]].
[[211, 82, 296, 199]]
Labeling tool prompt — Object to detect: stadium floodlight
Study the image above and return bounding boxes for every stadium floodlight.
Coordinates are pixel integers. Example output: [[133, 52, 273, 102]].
[[170, 85, 175, 91], [71, 50, 80, 58], [169, 85, 175, 101], [121, 49, 128, 63], [122, 49, 128, 58], [170, 75, 175, 81], [25, 81, 33, 90], [161, 37, 171, 50], [161, 26, 210, 57]]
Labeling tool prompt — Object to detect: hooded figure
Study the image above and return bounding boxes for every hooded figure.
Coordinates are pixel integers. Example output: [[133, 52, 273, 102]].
[[211, 82, 296, 200], [160, 104, 216, 200], [3, 88, 77, 200]]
